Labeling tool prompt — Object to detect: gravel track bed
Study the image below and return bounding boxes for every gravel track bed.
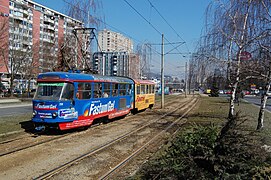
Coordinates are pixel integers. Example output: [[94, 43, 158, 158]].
[[0, 95, 192, 179]]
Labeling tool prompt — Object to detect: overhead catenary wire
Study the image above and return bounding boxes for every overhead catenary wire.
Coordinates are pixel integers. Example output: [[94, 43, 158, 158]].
[[123, 0, 188, 59], [62, 0, 183, 75], [146, 0, 190, 54], [62, 0, 162, 56], [62, 0, 156, 64]]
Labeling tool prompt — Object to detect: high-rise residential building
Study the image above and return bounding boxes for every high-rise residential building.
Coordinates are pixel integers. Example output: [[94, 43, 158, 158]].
[[0, 0, 83, 84], [98, 29, 133, 53], [92, 51, 140, 79], [95, 29, 138, 78]]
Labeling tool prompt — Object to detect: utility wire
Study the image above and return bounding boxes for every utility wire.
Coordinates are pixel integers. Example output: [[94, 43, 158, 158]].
[[123, 0, 162, 36], [146, 0, 190, 53], [62, 0, 172, 70], [62, 0, 183, 72], [123, 0, 188, 58], [62, 0, 162, 56]]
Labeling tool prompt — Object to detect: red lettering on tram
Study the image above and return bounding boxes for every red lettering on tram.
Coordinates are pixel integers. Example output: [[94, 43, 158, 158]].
[[136, 96, 145, 102]]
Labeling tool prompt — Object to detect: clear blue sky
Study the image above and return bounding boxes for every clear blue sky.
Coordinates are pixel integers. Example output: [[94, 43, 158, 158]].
[[34, 0, 211, 77]]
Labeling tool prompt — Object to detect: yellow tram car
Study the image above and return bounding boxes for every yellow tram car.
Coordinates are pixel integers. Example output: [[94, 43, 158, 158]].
[[134, 79, 155, 111]]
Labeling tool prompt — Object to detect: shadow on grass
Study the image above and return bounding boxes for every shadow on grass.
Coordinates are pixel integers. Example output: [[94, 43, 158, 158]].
[[188, 113, 228, 120], [19, 120, 35, 134]]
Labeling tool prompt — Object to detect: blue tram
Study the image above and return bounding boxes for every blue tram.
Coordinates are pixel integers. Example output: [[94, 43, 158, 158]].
[[32, 72, 155, 131]]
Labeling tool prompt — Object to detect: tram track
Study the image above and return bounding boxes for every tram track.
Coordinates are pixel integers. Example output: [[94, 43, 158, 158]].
[[100, 98, 198, 179], [34, 97, 198, 179], [0, 95, 185, 158]]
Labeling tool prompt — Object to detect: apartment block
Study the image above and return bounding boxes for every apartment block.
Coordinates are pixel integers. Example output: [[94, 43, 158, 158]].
[[95, 29, 139, 78], [98, 29, 133, 53], [0, 0, 83, 79], [92, 51, 140, 79]]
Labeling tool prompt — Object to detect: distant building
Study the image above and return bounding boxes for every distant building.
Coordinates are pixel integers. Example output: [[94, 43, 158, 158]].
[[98, 29, 133, 53], [0, 0, 83, 77], [95, 29, 139, 79], [93, 51, 140, 79]]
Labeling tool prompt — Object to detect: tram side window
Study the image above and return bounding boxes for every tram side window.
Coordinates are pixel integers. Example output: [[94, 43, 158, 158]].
[[151, 85, 155, 93], [127, 84, 132, 95], [119, 84, 126, 96], [146, 85, 149, 94], [149, 85, 153, 94], [112, 83, 118, 96], [141, 85, 146, 94], [136, 85, 140, 94], [61, 83, 74, 100], [94, 83, 102, 98], [77, 83, 92, 99], [103, 83, 110, 98]]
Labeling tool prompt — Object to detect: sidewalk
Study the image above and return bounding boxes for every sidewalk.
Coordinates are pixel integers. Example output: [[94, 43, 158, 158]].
[[0, 98, 32, 104]]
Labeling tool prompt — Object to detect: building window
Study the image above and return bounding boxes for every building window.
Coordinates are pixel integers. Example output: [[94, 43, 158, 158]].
[[34, 5, 42, 11], [14, 11, 23, 17]]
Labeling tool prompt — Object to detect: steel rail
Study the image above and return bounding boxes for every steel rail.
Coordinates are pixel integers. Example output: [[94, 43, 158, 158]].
[[99, 98, 198, 180], [0, 95, 185, 157], [34, 98, 194, 180]]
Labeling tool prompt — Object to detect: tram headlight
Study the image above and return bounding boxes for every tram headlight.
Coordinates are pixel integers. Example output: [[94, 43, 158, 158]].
[[32, 110, 37, 117], [52, 112, 58, 118]]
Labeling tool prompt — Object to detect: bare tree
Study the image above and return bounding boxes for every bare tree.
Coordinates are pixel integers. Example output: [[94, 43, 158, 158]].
[[194, 0, 271, 123], [21, 41, 40, 97], [65, 0, 102, 27], [59, 0, 102, 72], [0, 16, 9, 83]]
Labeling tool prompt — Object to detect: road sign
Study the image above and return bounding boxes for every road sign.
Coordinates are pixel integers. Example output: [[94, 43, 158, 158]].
[[251, 84, 256, 90]]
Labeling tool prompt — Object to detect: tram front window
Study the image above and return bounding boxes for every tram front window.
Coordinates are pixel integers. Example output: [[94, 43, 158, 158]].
[[34, 83, 74, 101]]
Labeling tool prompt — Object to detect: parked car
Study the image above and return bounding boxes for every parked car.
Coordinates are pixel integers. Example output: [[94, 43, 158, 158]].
[[225, 90, 232, 95], [242, 90, 250, 96]]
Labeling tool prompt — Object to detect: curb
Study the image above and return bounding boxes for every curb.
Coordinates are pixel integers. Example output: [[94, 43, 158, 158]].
[[0, 99, 21, 104], [0, 98, 32, 104]]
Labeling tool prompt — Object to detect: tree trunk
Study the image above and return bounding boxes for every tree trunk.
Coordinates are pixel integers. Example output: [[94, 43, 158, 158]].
[[257, 53, 271, 130], [257, 94, 266, 130], [27, 78, 31, 98], [9, 77, 14, 97], [257, 83, 271, 130], [228, 84, 236, 119]]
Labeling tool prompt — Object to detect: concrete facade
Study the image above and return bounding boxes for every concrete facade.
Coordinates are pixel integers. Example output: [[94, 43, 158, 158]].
[[0, 0, 83, 76], [98, 29, 133, 53]]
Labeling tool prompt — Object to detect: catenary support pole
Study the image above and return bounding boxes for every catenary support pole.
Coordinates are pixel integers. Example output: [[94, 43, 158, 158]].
[[161, 34, 165, 108], [185, 61, 187, 98]]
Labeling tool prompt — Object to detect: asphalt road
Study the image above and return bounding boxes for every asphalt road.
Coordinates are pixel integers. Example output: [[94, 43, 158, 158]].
[[0, 95, 270, 117], [0, 103, 32, 116], [243, 96, 271, 112]]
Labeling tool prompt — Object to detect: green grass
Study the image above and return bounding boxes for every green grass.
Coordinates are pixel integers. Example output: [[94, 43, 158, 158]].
[[128, 95, 271, 179], [0, 113, 32, 135], [236, 99, 271, 145], [187, 96, 229, 125]]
